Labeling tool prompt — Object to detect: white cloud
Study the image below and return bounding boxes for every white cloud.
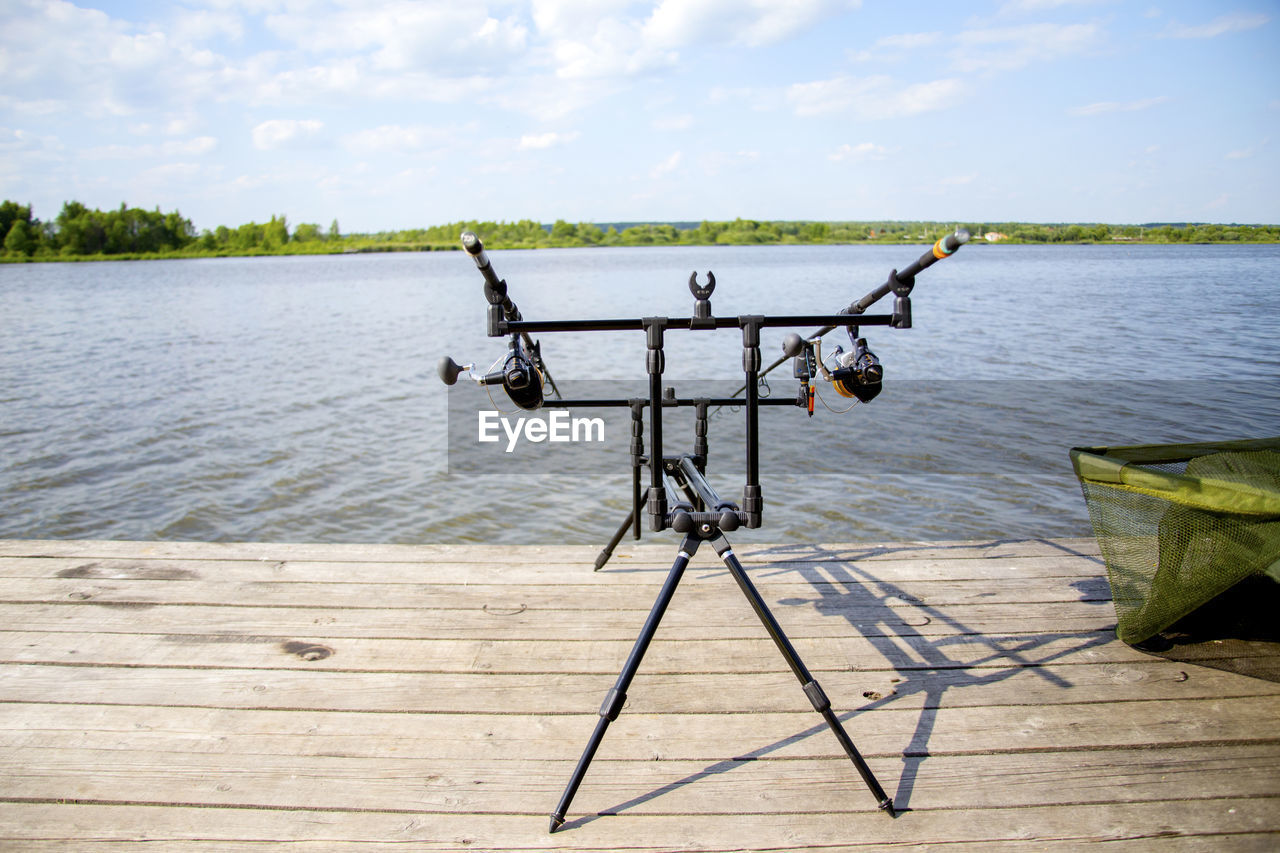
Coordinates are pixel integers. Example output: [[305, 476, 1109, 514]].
[[650, 150, 682, 178], [83, 136, 219, 159], [998, 0, 1108, 13], [877, 31, 942, 50], [949, 23, 1100, 72], [1226, 141, 1266, 160], [265, 3, 527, 73], [644, 0, 856, 49], [787, 75, 964, 119], [518, 131, 581, 149], [0, 95, 65, 116], [0, 0, 244, 118], [534, 0, 856, 80], [252, 59, 364, 103], [252, 119, 324, 150], [707, 85, 784, 112], [0, 126, 62, 155], [700, 149, 760, 174], [829, 142, 889, 161], [652, 114, 694, 131], [167, 136, 218, 156], [169, 8, 245, 45], [165, 117, 199, 136], [1161, 13, 1269, 39], [848, 30, 940, 63], [1068, 96, 1170, 116], [341, 125, 452, 154], [137, 162, 208, 183]]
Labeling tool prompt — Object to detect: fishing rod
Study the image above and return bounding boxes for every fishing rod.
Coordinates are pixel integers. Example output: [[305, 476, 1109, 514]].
[[437, 231, 562, 408], [727, 228, 971, 403]]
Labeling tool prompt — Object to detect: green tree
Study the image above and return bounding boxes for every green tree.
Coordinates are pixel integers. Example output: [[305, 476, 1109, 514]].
[[328, 219, 340, 240], [263, 214, 289, 249], [4, 219, 34, 256], [0, 200, 32, 243], [293, 222, 322, 242], [550, 219, 577, 243]]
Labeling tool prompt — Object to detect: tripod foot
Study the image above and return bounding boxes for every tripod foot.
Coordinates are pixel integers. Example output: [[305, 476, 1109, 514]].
[[879, 797, 896, 818], [549, 813, 565, 833]]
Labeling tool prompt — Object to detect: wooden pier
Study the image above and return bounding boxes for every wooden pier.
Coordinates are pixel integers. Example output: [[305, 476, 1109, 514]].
[[1, 537, 1277, 850]]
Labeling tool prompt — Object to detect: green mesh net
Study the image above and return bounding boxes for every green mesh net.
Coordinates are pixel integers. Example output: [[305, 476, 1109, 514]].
[[1070, 437, 1280, 645]]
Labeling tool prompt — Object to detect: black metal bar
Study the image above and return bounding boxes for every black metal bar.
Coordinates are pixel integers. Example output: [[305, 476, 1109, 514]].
[[550, 535, 702, 832], [505, 318, 646, 333], [677, 456, 734, 512], [742, 318, 762, 528], [545, 397, 799, 409], [630, 400, 644, 542], [645, 319, 667, 532], [757, 314, 894, 328], [505, 313, 894, 336], [712, 536, 895, 817]]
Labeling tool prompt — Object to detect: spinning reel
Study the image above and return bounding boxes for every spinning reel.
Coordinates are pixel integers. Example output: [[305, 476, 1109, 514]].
[[437, 336, 546, 411], [783, 326, 883, 413], [437, 231, 559, 411]]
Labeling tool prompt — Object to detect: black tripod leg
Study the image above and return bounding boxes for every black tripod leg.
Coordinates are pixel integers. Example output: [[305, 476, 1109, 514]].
[[594, 510, 635, 571], [551, 534, 702, 832], [711, 536, 895, 817]]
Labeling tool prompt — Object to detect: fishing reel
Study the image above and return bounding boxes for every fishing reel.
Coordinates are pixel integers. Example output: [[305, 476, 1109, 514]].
[[826, 334, 883, 403], [438, 335, 545, 411], [782, 326, 882, 414]]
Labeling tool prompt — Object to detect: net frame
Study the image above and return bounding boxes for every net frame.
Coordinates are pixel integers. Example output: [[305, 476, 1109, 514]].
[[1070, 437, 1280, 645]]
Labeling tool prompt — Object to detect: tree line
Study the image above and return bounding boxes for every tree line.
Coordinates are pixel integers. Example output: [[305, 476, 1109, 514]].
[[3, 199, 1278, 261]]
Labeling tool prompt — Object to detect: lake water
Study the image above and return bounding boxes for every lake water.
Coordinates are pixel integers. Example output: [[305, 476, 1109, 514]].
[[2, 243, 1277, 546]]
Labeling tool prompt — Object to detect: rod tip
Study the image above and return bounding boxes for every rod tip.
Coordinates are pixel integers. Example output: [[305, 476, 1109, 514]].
[[461, 230, 482, 255]]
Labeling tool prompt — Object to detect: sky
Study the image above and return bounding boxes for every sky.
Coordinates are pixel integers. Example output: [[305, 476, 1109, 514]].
[[1, 0, 1277, 233]]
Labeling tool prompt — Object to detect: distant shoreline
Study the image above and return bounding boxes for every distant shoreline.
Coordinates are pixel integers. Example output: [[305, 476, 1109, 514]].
[[4, 204, 1278, 264], [4, 235, 1280, 264]]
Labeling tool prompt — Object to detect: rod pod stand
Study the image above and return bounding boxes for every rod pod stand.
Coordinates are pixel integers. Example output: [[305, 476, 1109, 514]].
[[549, 505, 895, 832], [449, 231, 970, 832]]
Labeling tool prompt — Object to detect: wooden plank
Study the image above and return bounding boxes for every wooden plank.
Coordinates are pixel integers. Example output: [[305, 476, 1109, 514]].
[[0, 799, 1271, 849], [8, 655, 1276, 712], [0, 550, 1106, 583], [0, 538, 1103, 564], [3, 745, 1277, 814], [3, 698, 1276, 760], [0, 596, 1118, 642], [0, 627, 1149, 674], [4, 659, 1276, 715], [0, 578, 1115, 627]]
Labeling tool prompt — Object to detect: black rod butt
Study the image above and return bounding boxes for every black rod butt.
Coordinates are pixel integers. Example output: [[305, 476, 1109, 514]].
[[879, 797, 896, 818], [549, 813, 565, 833]]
